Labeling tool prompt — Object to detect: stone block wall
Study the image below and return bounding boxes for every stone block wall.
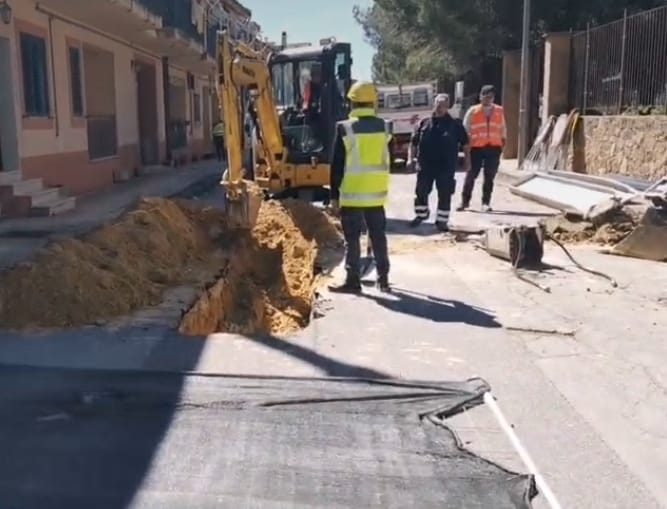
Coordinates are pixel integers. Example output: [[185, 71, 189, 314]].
[[575, 116, 667, 181]]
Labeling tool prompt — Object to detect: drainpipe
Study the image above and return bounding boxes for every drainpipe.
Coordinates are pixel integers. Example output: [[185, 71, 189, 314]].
[[47, 15, 59, 137], [162, 56, 171, 163]]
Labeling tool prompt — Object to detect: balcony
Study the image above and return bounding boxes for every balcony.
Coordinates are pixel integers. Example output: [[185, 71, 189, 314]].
[[36, 0, 216, 75], [36, 0, 163, 38]]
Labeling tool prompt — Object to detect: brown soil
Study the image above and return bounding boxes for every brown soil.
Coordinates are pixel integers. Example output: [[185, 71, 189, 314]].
[[546, 208, 640, 245], [0, 197, 342, 335], [179, 200, 343, 336]]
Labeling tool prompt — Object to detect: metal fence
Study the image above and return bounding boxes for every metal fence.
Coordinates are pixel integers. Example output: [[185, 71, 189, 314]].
[[570, 5, 667, 115]]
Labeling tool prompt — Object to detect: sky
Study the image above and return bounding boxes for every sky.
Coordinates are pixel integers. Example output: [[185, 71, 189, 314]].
[[241, 0, 375, 80]]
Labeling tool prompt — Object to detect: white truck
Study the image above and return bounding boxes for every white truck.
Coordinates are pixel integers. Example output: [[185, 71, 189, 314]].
[[376, 81, 437, 167]]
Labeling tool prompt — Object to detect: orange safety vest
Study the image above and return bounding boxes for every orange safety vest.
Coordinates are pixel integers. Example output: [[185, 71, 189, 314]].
[[469, 104, 505, 148]]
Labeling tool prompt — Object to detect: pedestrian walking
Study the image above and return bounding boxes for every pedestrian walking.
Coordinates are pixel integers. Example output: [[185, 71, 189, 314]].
[[457, 85, 506, 212], [408, 93, 470, 232], [328, 81, 393, 293]]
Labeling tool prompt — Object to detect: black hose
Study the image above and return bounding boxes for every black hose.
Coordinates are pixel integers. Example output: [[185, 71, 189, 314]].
[[547, 234, 618, 287]]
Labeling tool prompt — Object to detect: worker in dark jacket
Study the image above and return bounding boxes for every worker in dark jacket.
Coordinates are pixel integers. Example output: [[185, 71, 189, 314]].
[[408, 93, 471, 232], [329, 81, 393, 293]]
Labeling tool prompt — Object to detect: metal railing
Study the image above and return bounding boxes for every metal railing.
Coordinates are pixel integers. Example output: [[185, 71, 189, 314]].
[[570, 5, 667, 115], [87, 115, 118, 160]]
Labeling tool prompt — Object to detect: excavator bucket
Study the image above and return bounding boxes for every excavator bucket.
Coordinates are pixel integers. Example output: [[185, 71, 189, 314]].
[[609, 207, 667, 262], [220, 179, 263, 231]]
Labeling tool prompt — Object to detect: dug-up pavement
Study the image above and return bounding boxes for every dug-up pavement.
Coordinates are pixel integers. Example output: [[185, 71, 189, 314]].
[[1, 166, 667, 509]]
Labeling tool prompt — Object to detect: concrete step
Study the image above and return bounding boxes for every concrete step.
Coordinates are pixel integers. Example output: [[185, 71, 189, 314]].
[[0, 171, 22, 186], [27, 187, 62, 207], [30, 196, 77, 217], [6, 178, 44, 195]]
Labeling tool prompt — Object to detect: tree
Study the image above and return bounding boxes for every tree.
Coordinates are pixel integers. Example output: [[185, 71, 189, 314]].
[[354, 0, 666, 84]]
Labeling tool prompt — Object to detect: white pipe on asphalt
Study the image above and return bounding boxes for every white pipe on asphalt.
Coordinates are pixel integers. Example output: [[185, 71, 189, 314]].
[[483, 391, 563, 509]]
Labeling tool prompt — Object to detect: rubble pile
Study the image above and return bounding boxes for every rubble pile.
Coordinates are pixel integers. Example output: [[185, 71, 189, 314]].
[[0, 198, 343, 334], [545, 208, 640, 245]]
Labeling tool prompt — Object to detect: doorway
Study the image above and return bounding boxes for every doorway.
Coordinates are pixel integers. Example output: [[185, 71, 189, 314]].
[[136, 61, 159, 165], [0, 37, 19, 172], [202, 86, 211, 155]]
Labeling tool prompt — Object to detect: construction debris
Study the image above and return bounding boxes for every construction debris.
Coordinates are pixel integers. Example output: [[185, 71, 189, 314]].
[[0, 198, 343, 333], [483, 225, 544, 267], [544, 208, 641, 245], [510, 171, 638, 221]]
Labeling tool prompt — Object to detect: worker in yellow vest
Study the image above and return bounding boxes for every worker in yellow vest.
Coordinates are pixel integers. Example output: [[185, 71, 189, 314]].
[[329, 81, 393, 293], [212, 120, 225, 162], [457, 85, 506, 212]]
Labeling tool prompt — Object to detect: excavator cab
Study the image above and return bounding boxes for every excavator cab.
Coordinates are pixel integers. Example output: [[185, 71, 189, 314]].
[[269, 40, 352, 169], [216, 31, 352, 229]]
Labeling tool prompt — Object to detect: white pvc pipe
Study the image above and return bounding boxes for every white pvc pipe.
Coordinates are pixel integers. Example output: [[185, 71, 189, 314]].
[[483, 391, 563, 509]]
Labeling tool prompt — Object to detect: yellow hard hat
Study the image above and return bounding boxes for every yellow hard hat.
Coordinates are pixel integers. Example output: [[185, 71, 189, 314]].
[[347, 81, 378, 103]]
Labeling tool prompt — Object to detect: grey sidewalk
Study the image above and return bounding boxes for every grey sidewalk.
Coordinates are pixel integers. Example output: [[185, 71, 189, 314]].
[[0, 160, 222, 269]]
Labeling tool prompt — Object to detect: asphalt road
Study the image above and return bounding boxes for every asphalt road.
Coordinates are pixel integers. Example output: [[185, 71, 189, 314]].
[[1, 172, 666, 508]]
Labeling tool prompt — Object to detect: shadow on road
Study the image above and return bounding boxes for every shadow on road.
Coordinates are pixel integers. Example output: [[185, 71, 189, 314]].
[[360, 287, 501, 328], [386, 217, 444, 237], [467, 209, 552, 218], [243, 333, 391, 379], [0, 335, 206, 509]]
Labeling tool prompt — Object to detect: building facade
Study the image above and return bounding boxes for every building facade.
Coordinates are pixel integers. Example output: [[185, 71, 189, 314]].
[[0, 0, 256, 217]]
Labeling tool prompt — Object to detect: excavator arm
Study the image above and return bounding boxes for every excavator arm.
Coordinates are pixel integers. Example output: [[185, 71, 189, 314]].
[[217, 30, 284, 188]]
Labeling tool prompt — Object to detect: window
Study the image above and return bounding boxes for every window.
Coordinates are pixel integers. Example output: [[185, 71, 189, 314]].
[[413, 88, 429, 107], [377, 93, 385, 108], [69, 47, 84, 117], [20, 33, 50, 117], [400, 93, 411, 107], [387, 94, 400, 108], [193, 93, 201, 122], [271, 62, 295, 107]]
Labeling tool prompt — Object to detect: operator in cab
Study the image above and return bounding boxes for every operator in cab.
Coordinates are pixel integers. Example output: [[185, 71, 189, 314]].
[[328, 81, 393, 294], [408, 93, 471, 232], [302, 62, 322, 112]]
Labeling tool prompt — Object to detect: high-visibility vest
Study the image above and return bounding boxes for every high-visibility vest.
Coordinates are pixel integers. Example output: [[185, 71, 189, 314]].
[[469, 104, 505, 148], [212, 122, 224, 137], [339, 108, 392, 208]]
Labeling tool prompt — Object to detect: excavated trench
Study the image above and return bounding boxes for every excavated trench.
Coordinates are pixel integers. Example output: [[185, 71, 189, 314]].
[[178, 235, 317, 336], [0, 197, 343, 334]]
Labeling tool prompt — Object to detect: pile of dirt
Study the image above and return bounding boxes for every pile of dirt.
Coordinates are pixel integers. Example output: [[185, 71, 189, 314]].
[[0, 197, 343, 334], [545, 208, 640, 245], [0, 198, 228, 330], [179, 199, 343, 336]]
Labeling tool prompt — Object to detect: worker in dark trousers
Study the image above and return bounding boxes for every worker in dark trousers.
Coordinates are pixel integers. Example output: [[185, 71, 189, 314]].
[[457, 84, 506, 212], [328, 81, 393, 293], [212, 120, 225, 161], [408, 94, 470, 232]]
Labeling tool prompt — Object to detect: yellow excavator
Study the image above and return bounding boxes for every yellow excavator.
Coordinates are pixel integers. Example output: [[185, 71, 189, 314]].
[[216, 30, 353, 229]]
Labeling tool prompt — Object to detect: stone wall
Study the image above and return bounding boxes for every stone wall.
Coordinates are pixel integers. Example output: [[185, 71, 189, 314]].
[[575, 116, 667, 181]]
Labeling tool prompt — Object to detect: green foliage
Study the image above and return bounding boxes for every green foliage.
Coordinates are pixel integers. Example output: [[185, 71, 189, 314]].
[[354, 0, 666, 83]]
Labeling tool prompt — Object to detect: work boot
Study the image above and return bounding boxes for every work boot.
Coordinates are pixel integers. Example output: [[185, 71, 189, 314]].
[[481, 204, 493, 213], [456, 202, 469, 212], [328, 276, 362, 294], [435, 221, 450, 233], [376, 274, 391, 293], [409, 217, 425, 227]]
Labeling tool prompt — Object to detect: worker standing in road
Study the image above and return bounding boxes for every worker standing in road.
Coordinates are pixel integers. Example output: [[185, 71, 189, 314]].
[[328, 81, 393, 294], [457, 85, 506, 212], [408, 93, 471, 232], [212, 120, 225, 162]]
